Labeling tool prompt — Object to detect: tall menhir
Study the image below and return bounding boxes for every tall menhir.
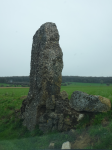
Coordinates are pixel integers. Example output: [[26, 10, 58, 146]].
[[20, 22, 63, 131]]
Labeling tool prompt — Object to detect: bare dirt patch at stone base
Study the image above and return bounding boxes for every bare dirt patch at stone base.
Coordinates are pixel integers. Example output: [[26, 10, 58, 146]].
[[70, 130, 98, 149]]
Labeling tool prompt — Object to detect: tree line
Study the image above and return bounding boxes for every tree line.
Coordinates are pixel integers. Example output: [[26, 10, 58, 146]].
[[0, 76, 111, 85]]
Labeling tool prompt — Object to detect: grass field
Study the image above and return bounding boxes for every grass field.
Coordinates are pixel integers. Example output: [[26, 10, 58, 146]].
[[0, 83, 29, 88], [0, 82, 112, 149]]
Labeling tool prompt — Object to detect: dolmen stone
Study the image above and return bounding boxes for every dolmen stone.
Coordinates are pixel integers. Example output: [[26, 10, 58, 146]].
[[69, 91, 111, 112], [20, 22, 63, 131]]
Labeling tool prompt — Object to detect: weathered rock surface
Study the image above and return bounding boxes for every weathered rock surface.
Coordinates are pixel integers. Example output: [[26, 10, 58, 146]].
[[69, 91, 111, 112], [38, 91, 86, 133], [20, 22, 63, 131]]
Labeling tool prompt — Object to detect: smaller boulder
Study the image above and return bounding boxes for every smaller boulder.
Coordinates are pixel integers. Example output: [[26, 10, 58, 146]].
[[48, 142, 55, 149], [69, 91, 111, 112], [61, 141, 71, 149]]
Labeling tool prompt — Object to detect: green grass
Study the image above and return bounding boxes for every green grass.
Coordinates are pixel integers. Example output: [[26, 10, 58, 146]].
[[0, 83, 22, 87], [0, 82, 112, 149], [0, 83, 29, 87]]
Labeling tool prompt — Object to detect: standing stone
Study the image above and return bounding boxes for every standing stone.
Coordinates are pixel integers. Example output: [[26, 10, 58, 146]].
[[20, 22, 63, 131]]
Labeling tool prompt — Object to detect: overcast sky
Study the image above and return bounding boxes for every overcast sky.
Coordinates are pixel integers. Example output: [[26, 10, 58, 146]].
[[0, 0, 112, 77]]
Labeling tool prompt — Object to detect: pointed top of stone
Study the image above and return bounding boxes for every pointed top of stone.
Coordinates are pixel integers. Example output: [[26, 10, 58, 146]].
[[33, 22, 59, 43]]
